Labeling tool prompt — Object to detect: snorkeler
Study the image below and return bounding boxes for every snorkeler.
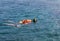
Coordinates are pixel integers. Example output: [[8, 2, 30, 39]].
[[4, 18, 37, 27], [19, 18, 37, 24]]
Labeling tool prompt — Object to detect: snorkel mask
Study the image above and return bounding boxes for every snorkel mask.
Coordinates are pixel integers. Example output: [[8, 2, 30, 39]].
[[32, 18, 37, 23]]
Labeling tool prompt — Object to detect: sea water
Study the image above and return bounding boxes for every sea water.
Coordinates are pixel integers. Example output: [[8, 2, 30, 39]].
[[0, 0, 60, 41]]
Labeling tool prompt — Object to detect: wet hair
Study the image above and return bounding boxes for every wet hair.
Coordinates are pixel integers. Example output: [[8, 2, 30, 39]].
[[32, 18, 37, 23]]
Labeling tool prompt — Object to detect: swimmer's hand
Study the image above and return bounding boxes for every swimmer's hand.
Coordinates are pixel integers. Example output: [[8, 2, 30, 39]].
[[14, 24, 21, 28]]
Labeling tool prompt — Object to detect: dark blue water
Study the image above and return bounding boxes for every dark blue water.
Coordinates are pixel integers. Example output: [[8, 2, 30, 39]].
[[0, 0, 60, 41]]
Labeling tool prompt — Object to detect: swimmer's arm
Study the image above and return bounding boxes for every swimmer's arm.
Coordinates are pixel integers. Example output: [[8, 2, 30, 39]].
[[3, 20, 21, 27], [5, 20, 15, 23], [3, 23, 15, 26]]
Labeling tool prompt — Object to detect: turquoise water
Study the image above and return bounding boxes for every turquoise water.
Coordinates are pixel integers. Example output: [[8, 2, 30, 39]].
[[0, 0, 60, 41]]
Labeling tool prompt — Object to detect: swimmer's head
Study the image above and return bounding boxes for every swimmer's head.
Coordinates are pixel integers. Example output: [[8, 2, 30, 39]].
[[32, 18, 37, 23]]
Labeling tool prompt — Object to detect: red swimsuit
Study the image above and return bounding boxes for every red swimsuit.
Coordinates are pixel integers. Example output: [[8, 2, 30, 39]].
[[22, 20, 32, 24]]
